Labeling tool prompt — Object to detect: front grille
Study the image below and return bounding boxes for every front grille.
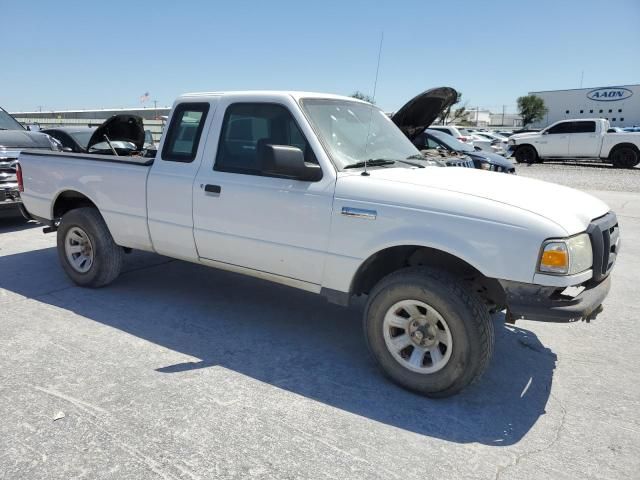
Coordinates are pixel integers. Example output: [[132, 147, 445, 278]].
[[446, 158, 474, 168], [587, 212, 619, 281]]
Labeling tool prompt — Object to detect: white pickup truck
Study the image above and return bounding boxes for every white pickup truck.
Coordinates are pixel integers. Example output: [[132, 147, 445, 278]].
[[509, 118, 640, 168], [18, 91, 620, 397]]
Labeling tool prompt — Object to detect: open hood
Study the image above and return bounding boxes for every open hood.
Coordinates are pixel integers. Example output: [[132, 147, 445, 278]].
[[391, 87, 458, 141], [87, 115, 145, 151]]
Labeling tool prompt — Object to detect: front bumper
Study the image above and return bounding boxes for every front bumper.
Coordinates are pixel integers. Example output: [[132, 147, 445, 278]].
[[502, 275, 611, 322]]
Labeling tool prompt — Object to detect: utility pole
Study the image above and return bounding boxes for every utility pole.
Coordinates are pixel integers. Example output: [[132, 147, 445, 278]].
[[476, 106, 480, 127], [501, 105, 505, 126], [153, 100, 158, 120], [580, 70, 584, 88]]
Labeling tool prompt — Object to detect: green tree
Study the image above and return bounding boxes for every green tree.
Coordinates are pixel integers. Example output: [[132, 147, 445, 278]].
[[437, 93, 467, 125], [517, 95, 548, 126], [350, 91, 375, 104]]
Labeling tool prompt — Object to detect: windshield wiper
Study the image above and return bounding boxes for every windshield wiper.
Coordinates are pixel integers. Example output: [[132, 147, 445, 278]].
[[344, 159, 396, 169], [397, 159, 424, 168]]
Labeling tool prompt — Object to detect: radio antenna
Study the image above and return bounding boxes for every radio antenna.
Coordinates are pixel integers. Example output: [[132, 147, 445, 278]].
[[363, 31, 384, 177]]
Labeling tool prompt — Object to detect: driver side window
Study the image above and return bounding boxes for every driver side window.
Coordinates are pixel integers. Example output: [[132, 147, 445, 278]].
[[547, 122, 570, 134], [214, 103, 317, 176]]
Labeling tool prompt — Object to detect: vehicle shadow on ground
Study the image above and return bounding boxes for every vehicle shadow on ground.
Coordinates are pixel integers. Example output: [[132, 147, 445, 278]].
[[0, 247, 557, 446], [0, 215, 37, 234]]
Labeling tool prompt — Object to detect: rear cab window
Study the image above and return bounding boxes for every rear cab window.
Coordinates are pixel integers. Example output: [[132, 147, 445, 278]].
[[161, 103, 210, 162]]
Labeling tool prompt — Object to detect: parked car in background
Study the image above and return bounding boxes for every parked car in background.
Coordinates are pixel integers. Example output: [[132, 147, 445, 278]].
[[0, 106, 60, 215], [391, 88, 511, 169], [623, 126, 640, 133], [428, 125, 474, 145], [390, 87, 474, 168], [511, 128, 541, 135], [42, 115, 146, 157], [421, 129, 515, 173], [509, 118, 640, 168], [472, 131, 510, 154], [465, 132, 494, 152], [495, 130, 514, 137]]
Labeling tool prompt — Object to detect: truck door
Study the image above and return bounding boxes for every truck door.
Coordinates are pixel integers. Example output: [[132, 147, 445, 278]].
[[567, 121, 600, 157], [537, 121, 570, 156], [192, 100, 334, 287], [147, 101, 215, 261]]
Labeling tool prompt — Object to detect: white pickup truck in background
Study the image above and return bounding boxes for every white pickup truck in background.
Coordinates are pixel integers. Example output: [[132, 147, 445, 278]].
[[18, 91, 620, 397], [509, 118, 640, 168]]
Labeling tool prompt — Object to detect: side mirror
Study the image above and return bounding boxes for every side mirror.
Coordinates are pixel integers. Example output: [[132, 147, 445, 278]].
[[260, 144, 322, 182], [542, 130, 549, 135]]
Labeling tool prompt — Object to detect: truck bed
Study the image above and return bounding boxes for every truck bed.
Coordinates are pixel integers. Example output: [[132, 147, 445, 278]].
[[18, 149, 154, 251]]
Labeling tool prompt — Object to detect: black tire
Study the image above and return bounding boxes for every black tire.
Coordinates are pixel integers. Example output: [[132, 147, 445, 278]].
[[514, 145, 538, 164], [364, 267, 494, 398], [57, 207, 123, 287], [610, 146, 639, 168]]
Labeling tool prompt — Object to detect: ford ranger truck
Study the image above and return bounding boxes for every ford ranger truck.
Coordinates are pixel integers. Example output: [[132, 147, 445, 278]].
[[17, 91, 620, 397], [509, 118, 640, 168]]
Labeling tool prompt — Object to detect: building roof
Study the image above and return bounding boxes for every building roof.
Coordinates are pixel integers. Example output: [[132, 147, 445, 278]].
[[529, 84, 640, 94]]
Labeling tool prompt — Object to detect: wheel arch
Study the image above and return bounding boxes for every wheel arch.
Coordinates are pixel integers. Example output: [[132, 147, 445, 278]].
[[349, 244, 506, 307], [514, 143, 539, 159], [52, 189, 99, 220], [607, 142, 640, 156]]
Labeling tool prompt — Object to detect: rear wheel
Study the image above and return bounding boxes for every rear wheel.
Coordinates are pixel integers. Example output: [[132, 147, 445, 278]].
[[57, 207, 123, 287], [514, 145, 538, 164], [610, 146, 639, 168], [364, 267, 494, 398]]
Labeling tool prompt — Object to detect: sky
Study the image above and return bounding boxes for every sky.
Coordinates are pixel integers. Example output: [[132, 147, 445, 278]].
[[2, 0, 639, 114]]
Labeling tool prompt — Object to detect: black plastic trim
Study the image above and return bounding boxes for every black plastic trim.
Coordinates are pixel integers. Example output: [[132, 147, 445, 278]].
[[502, 276, 611, 322], [320, 287, 350, 307]]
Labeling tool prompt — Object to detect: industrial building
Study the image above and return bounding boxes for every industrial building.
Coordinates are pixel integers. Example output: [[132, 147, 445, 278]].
[[11, 107, 171, 142], [528, 84, 639, 128]]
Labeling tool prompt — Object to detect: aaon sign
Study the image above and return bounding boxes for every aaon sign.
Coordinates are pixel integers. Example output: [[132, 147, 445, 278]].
[[587, 87, 633, 102]]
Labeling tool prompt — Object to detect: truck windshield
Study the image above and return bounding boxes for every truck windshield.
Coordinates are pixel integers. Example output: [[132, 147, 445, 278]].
[[300, 99, 420, 170], [0, 108, 25, 131]]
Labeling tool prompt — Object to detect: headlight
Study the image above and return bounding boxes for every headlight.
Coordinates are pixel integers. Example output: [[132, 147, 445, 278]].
[[538, 233, 592, 275], [508, 139, 515, 145], [479, 162, 491, 170]]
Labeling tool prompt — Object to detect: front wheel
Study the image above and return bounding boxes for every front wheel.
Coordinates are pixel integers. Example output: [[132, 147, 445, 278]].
[[514, 145, 538, 164], [57, 207, 124, 287], [364, 267, 494, 398]]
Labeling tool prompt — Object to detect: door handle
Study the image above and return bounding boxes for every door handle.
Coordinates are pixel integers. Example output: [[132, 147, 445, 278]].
[[204, 184, 221, 195]]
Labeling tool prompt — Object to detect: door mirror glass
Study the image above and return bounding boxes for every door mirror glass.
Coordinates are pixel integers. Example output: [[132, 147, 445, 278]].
[[260, 144, 322, 181]]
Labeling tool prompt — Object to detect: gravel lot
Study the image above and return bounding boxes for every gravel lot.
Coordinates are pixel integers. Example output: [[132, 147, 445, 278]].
[[515, 160, 640, 191], [1, 164, 639, 479]]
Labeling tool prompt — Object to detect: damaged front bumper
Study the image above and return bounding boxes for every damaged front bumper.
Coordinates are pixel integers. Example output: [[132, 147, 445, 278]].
[[501, 276, 611, 322]]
